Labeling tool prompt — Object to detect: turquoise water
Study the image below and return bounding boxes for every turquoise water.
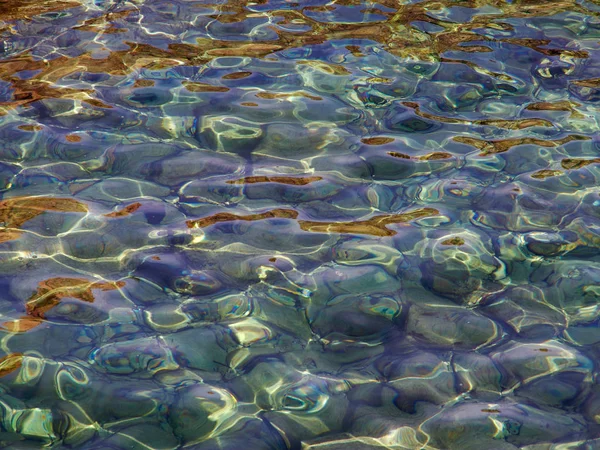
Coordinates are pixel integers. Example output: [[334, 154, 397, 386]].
[[0, 0, 600, 448]]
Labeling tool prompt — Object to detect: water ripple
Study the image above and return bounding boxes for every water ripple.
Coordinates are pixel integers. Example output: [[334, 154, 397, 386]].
[[1, 0, 600, 448]]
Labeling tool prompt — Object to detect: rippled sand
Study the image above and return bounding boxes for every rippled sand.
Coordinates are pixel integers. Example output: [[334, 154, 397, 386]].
[[1, 0, 600, 448]]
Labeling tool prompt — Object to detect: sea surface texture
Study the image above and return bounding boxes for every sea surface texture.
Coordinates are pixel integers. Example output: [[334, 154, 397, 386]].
[[0, 0, 600, 448]]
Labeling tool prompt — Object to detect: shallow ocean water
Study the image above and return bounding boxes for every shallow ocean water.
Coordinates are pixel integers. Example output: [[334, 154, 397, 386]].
[[0, 0, 600, 448]]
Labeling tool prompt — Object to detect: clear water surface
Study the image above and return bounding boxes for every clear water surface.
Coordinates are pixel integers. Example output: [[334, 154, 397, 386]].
[[0, 0, 600, 448]]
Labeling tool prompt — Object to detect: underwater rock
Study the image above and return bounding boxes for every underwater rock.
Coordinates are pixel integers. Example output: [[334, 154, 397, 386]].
[[141, 150, 244, 187], [163, 327, 237, 374], [196, 116, 263, 156], [406, 304, 499, 349], [331, 238, 405, 274], [381, 351, 458, 414], [0, 195, 87, 243], [300, 435, 412, 450], [472, 182, 579, 232], [90, 337, 178, 376], [169, 382, 237, 445], [523, 231, 579, 257], [515, 372, 588, 408], [181, 293, 253, 324], [417, 230, 503, 304], [74, 177, 171, 203], [310, 153, 372, 179], [490, 340, 593, 390], [421, 400, 585, 449], [309, 265, 402, 307], [532, 261, 600, 324], [262, 374, 350, 446], [480, 285, 567, 338], [453, 353, 503, 397], [309, 293, 401, 340], [188, 417, 288, 450]]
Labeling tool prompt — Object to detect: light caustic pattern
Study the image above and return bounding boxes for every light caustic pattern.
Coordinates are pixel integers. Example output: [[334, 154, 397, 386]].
[[1, 0, 600, 448]]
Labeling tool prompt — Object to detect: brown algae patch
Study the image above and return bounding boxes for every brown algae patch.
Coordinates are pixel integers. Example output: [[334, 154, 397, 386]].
[[388, 152, 453, 160], [500, 38, 589, 59], [561, 158, 600, 170], [17, 125, 43, 132], [402, 102, 552, 129], [345, 45, 364, 57], [526, 100, 581, 113], [298, 208, 439, 237], [572, 78, 600, 88], [83, 99, 113, 109], [531, 169, 562, 179], [297, 60, 351, 75], [206, 43, 283, 57], [0, 0, 592, 113], [361, 137, 395, 145], [1, 317, 43, 333], [0, 230, 23, 244], [0, 197, 88, 227], [442, 237, 465, 246], [2, 278, 124, 333], [26, 277, 126, 319], [419, 152, 453, 160], [475, 118, 553, 129], [104, 202, 142, 218], [187, 209, 299, 228], [133, 80, 155, 88], [0, 353, 23, 377], [525, 100, 584, 119], [183, 82, 229, 93], [453, 135, 590, 155], [74, 8, 134, 33], [255, 91, 322, 101], [222, 71, 253, 80], [0, 0, 80, 22], [388, 152, 411, 159], [226, 176, 322, 186], [0, 197, 88, 243], [187, 207, 438, 237]]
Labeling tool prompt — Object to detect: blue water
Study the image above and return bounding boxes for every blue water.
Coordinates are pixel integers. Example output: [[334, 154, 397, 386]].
[[0, 0, 600, 448]]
